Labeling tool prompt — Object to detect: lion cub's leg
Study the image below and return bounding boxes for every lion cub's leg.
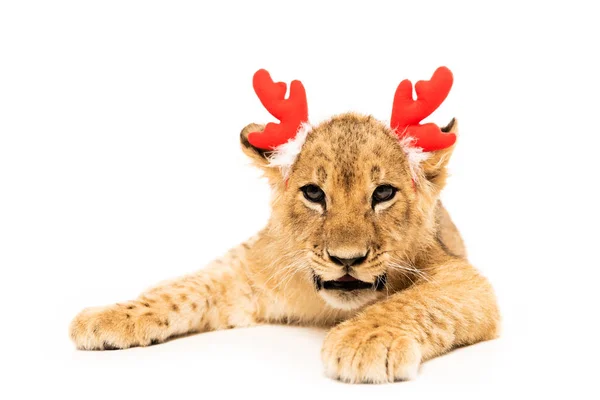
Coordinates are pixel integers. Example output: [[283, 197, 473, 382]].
[[69, 252, 256, 350], [321, 260, 500, 383]]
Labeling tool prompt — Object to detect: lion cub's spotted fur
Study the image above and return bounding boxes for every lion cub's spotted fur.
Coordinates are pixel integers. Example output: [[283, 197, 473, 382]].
[[70, 114, 500, 383]]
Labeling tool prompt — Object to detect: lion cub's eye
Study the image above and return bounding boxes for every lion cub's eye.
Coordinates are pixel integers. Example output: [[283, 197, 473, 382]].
[[372, 185, 397, 206], [301, 184, 325, 203]]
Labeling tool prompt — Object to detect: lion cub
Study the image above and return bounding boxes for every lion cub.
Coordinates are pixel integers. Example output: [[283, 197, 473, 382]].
[[70, 69, 499, 383]]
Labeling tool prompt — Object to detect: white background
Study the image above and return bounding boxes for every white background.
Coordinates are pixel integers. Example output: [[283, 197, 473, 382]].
[[1, 1, 599, 398]]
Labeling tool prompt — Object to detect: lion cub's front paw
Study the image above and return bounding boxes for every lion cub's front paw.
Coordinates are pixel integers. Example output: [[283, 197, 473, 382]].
[[69, 303, 170, 350], [321, 320, 421, 383]]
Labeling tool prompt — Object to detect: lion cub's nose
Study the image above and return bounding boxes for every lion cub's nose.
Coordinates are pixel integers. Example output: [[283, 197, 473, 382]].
[[327, 251, 368, 267]]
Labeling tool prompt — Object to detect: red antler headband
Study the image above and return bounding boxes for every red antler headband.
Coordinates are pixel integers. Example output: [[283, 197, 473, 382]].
[[247, 69, 308, 150], [391, 66, 456, 151], [248, 67, 455, 152]]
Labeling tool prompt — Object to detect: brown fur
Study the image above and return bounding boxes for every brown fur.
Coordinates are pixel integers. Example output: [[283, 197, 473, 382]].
[[70, 113, 499, 383]]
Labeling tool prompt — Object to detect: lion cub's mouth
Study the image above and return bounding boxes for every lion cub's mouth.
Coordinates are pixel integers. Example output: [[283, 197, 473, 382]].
[[314, 273, 387, 292]]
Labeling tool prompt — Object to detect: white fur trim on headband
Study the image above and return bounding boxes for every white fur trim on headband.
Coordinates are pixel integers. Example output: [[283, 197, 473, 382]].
[[267, 122, 313, 179], [398, 135, 429, 182]]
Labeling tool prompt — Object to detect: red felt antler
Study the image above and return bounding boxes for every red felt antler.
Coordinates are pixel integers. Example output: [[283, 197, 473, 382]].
[[391, 66, 456, 151], [247, 69, 308, 150]]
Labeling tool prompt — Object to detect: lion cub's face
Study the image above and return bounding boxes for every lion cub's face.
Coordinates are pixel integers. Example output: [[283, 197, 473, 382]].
[[268, 114, 436, 310], [242, 113, 450, 310]]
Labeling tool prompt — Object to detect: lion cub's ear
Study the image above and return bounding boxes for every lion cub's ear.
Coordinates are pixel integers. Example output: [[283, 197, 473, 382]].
[[240, 123, 284, 186], [420, 118, 458, 189]]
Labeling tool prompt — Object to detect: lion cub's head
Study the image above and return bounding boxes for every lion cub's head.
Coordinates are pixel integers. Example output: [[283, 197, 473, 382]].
[[241, 114, 456, 310], [239, 68, 457, 310]]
